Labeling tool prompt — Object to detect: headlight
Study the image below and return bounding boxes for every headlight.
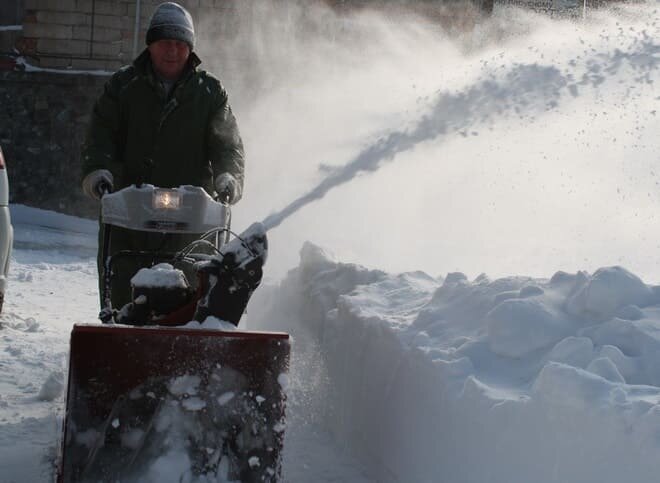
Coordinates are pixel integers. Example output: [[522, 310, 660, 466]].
[[152, 189, 181, 210]]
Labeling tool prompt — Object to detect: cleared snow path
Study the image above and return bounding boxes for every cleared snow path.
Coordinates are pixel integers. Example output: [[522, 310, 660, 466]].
[[0, 206, 374, 483]]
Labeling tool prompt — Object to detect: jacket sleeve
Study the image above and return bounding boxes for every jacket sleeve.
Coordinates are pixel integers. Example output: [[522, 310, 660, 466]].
[[80, 73, 124, 182], [207, 85, 245, 203]]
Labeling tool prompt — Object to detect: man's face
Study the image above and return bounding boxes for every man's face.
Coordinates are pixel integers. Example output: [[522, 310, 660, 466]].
[[148, 39, 191, 81]]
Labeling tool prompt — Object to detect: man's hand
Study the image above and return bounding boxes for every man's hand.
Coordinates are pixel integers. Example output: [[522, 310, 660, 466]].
[[214, 173, 240, 204], [82, 169, 114, 200]]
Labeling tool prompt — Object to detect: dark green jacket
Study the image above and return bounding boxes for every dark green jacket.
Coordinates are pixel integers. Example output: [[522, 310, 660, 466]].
[[82, 50, 244, 200]]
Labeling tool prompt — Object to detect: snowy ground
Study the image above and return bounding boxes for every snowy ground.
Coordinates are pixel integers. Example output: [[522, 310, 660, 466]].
[[0, 207, 373, 483]]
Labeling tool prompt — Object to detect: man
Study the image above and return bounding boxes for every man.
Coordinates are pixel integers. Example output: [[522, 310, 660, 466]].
[[81, 2, 245, 310]]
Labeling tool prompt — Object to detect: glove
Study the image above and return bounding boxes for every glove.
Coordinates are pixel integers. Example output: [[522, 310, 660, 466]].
[[214, 173, 241, 204], [82, 169, 114, 200]]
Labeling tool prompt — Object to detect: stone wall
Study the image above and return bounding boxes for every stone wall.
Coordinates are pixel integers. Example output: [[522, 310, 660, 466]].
[[0, 69, 107, 218]]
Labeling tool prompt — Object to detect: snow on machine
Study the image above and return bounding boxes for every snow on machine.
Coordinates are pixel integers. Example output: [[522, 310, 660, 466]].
[[56, 185, 290, 483]]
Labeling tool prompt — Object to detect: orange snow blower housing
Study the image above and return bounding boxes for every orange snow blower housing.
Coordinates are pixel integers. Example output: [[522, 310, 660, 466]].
[[57, 185, 290, 483]]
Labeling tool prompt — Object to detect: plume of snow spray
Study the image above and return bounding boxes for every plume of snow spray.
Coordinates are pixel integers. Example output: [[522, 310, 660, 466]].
[[261, 32, 659, 232]]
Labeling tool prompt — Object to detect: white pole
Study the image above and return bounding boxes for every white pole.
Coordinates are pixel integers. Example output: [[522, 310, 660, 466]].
[[132, 0, 142, 60]]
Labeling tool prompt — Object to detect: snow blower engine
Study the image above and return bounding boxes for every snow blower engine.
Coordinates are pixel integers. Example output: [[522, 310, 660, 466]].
[[57, 185, 290, 483]]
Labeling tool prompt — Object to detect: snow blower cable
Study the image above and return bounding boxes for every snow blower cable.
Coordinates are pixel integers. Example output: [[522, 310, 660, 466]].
[[199, 227, 258, 258], [175, 227, 257, 260]]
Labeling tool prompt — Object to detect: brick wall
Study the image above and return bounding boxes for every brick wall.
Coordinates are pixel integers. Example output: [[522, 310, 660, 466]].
[[14, 0, 252, 71], [19, 0, 152, 70]]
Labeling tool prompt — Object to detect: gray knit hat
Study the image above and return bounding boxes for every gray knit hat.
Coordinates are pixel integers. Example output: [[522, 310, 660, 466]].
[[146, 2, 195, 50]]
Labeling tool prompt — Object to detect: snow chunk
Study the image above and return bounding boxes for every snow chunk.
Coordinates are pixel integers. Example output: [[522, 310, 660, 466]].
[[487, 299, 572, 358], [566, 266, 652, 320], [121, 428, 145, 449], [587, 357, 625, 383], [444, 272, 468, 284], [217, 392, 235, 406], [168, 375, 200, 396], [519, 285, 544, 298], [299, 241, 337, 273], [24, 318, 40, 332], [75, 429, 100, 448], [143, 448, 191, 483], [598, 345, 638, 381], [549, 270, 578, 285], [532, 362, 617, 408], [37, 372, 63, 401], [615, 304, 644, 321], [277, 373, 289, 390], [202, 316, 236, 331], [181, 397, 206, 411], [131, 263, 189, 289], [545, 336, 594, 369], [494, 290, 519, 304], [182, 316, 236, 330]]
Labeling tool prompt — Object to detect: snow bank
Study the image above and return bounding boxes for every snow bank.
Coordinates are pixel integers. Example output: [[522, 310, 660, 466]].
[[247, 243, 660, 483], [9, 204, 98, 254]]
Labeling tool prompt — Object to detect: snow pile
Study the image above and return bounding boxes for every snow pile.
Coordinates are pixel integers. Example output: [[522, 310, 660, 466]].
[[183, 316, 237, 331], [36, 371, 63, 402], [10, 204, 98, 255], [248, 243, 660, 483]]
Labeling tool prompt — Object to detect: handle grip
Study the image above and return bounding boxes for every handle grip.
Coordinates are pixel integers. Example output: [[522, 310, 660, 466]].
[[97, 182, 113, 198]]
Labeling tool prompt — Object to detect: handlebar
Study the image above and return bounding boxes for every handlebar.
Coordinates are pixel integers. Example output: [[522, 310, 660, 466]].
[[217, 191, 231, 204], [97, 182, 113, 198]]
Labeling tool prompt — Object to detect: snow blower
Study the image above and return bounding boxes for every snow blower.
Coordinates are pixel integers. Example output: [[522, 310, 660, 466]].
[[56, 185, 290, 483]]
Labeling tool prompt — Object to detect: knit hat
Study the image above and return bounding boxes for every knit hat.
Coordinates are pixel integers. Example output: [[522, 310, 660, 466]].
[[146, 2, 195, 50]]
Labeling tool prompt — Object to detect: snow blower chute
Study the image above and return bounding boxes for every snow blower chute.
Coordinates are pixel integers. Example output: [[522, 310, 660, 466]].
[[56, 185, 290, 483]]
